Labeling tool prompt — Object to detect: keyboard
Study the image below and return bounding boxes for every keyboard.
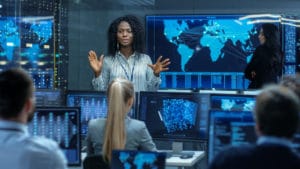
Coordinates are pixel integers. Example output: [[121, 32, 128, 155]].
[[165, 151, 195, 158]]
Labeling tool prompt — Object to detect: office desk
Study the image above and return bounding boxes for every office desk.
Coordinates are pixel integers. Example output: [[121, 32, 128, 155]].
[[70, 151, 205, 169], [166, 151, 205, 167]]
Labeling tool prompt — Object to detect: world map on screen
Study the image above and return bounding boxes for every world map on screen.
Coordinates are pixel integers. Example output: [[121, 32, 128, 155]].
[[146, 15, 267, 73], [114, 151, 165, 169], [162, 18, 256, 72], [0, 17, 53, 68]]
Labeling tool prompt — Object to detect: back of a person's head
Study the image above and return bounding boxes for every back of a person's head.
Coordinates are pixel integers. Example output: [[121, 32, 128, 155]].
[[107, 78, 134, 116], [103, 78, 134, 161], [0, 68, 33, 119], [255, 85, 300, 138], [279, 74, 300, 99]]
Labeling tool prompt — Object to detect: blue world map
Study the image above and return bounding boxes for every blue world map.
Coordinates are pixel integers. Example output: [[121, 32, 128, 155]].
[[0, 17, 53, 68], [162, 18, 256, 72], [118, 152, 160, 169]]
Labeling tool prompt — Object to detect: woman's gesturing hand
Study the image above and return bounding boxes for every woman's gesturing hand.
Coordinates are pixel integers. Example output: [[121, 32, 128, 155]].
[[88, 50, 104, 77], [148, 56, 171, 76]]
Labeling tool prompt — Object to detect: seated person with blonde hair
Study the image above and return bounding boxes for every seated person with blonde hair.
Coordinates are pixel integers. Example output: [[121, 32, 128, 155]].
[[86, 78, 157, 162]]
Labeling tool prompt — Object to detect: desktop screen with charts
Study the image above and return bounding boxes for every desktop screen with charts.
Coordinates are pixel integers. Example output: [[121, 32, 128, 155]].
[[210, 94, 256, 111], [208, 110, 256, 162], [138, 91, 208, 141], [28, 107, 81, 166], [66, 90, 136, 137]]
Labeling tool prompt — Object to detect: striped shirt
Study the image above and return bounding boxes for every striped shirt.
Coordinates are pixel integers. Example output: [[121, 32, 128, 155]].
[[92, 51, 161, 92]]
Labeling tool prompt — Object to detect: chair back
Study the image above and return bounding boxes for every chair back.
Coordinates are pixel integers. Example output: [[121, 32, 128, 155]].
[[83, 155, 110, 169]]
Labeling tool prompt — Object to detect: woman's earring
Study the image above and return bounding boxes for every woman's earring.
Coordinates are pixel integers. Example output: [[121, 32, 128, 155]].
[[117, 43, 119, 50]]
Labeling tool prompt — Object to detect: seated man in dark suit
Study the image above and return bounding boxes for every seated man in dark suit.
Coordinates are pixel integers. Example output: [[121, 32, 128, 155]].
[[208, 85, 300, 169]]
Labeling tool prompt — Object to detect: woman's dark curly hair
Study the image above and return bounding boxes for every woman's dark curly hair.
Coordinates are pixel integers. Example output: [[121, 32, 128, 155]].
[[261, 23, 281, 50], [107, 15, 145, 56], [261, 23, 283, 73]]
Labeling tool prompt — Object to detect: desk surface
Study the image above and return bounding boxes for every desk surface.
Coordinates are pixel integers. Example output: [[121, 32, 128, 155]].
[[166, 151, 205, 167], [77, 150, 205, 168], [163, 151, 205, 167]]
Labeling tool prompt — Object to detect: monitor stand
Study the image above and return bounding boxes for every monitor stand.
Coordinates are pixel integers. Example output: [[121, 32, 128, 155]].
[[172, 141, 183, 154], [170, 141, 194, 157]]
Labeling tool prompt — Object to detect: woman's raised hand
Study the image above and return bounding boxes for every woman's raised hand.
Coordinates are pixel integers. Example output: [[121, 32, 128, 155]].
[[88, 50, 104, 77], [148, 56, 171, 76]]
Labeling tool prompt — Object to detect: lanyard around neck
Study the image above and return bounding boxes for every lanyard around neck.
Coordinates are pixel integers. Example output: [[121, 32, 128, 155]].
[[117, 56, 136, 82]]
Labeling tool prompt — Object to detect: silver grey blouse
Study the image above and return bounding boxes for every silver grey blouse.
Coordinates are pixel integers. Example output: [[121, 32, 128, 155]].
[[92, 51, 161, 91]]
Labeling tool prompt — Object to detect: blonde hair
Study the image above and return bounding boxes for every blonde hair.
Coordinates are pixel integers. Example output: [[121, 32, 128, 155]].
[[102, 78, 134, 161]]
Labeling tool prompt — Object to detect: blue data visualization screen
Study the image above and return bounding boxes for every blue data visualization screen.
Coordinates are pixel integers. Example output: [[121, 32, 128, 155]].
[[0, 16, 55, 88], [138, 91, 209, 141], [28, 107, 81, 166]]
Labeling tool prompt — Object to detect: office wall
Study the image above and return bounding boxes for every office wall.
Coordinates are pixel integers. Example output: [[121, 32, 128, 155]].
[[67, 0, 300, 90]]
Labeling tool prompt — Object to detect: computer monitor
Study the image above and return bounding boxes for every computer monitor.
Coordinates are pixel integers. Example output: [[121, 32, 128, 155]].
[[208, 109, 256, 162], [0, 16, 55, 89], [66, 90, 137, 137], [28, 107, 81, 166], [210, 93, 256, 111], [34, 89, 65, 106], [111, 150, 166, 169], [138, 91, 208, 153], [146, 14, 281, 90]]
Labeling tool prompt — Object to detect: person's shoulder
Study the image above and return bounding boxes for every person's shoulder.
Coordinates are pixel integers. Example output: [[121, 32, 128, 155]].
[[256, 143, 300, 157], [253, 45, 270, 58], [209, 145, 255, 169], [104, 54, 114, 58], [23, 136, 67, 168], [215, 144, 255, 160], [103, 55, 115, 61], [255, 45, 266, 51], [135, 53, 152, 64], [88, 118, 106, 127], [138, 52, 150, 57], [136, 53, 150, 59], [102, 54, 117, 63], [127, 118, 146, 127], [24, 136, 62, 154], [128, 118, 144, 123]]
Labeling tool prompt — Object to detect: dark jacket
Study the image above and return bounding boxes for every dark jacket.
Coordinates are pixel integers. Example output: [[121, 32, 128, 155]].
[[244, 45, 282, 89], [208, 143, 300, 169]]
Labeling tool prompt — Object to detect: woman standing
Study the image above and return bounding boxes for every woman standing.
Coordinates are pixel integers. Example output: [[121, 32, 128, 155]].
[[244, 23, 282, 89], [88, 15, 170, 91]]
